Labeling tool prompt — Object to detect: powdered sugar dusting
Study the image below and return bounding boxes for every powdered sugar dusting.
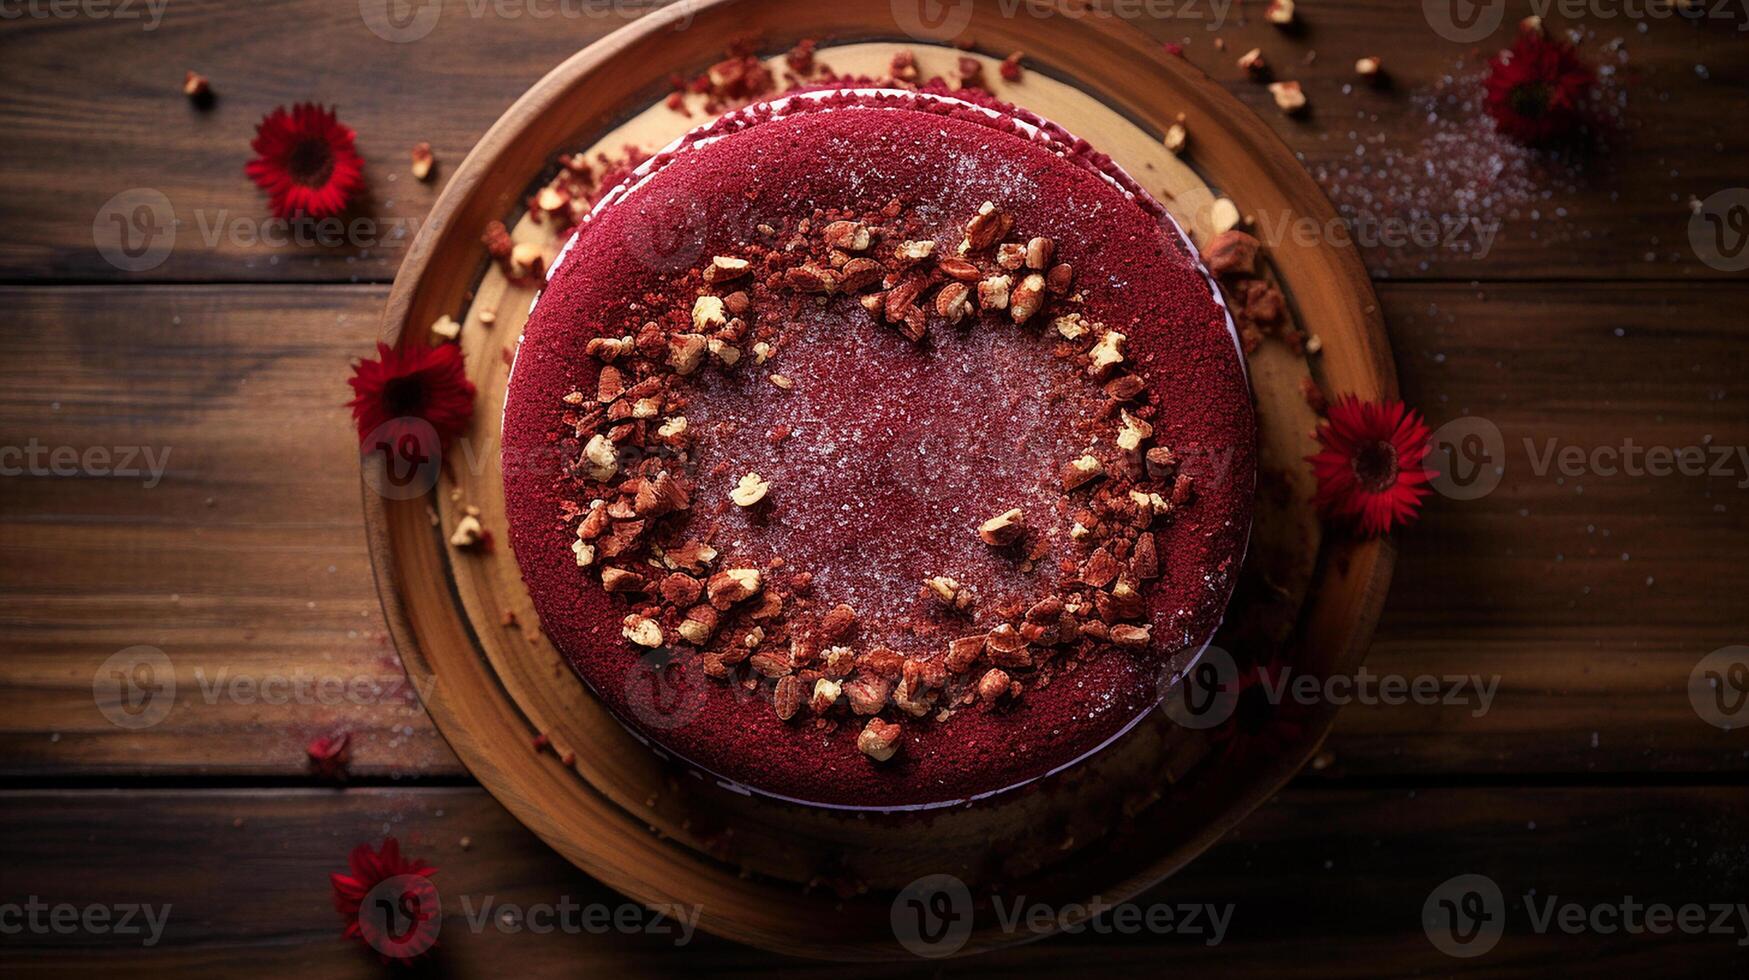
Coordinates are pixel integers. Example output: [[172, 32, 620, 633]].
[[689, 306, 1101, 656]]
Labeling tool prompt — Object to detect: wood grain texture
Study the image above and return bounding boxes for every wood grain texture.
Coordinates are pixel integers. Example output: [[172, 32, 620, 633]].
[[3, 280, 1745, 781], [2, 785, 1746, 974], [2, 0, 1744, 283]]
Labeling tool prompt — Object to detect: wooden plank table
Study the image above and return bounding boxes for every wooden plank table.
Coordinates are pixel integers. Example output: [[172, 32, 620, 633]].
[[2, 1, 1746, 973]]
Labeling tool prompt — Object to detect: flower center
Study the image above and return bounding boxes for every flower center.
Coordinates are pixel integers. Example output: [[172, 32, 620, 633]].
[[1510, 82, 1550, 120], [382, 375, 425, 417], [1351, 439, 1399, 494], [287, 136, 336, 188]]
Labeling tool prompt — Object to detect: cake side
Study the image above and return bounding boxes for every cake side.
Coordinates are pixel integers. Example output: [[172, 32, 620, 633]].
[[502, 89, 1255, 809]]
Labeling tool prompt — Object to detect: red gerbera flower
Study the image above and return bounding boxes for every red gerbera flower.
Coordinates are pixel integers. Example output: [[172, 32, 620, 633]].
[[330, 838, 440, 964], [246, 103, 366, 219], [1307, 395, 1433, 536], [347, 341, 476, 454], [1483, 31, 1595, 146]]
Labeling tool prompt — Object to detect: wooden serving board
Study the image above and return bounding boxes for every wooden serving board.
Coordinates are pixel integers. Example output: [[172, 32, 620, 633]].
[[365, 1, 1394, 961]]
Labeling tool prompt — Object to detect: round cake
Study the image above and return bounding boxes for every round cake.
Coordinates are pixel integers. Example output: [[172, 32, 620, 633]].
[[502, 86, 1255, 810]]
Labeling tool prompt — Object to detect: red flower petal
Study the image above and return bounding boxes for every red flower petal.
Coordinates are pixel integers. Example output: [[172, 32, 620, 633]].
[[246, 103, 366, 220], [1306, 395, 1434, 537]]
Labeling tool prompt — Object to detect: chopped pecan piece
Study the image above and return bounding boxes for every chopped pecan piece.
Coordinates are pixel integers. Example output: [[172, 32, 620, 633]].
[[977, 668, 1012, 703], [773, 675, 803, 720], [923, 576, 976, 612], [963, 201, 1013, 252], [749, 644, 794, 678], [664, 539, 718, 573], [895, 239, 937, 263], [1132, 533, 1161, 580], [819, 603, 858, 641], [857, 718, 901, 762], [985, 624, 1032, 667], [935, 282, 972, 323], [1201, 229, 1260, 278], [1025, 237, 1055, 270], [822, 220, 870, 252], [706, 568, 763, 608], [1087, 330, 1127, 375], [811, 678, 842, 713], [730, 471, 770, 507], [978, 507, 1026, 546], [977, 274, 1012, 311], [843, 674, 894, 715], [600, 567, 646, 593], [1117, 411, 1153, 452], [945, 634, 986, 673], [784, 263, 839, 293], [668, 333, 707, 375], [1045, 262, 1074, 295], [1010, 273, 1045, 324], [939, 257, 982, 282], [839, 257, 882, 292], [660, 572, 703, 606], [1111, 624, 1152, 648], [677, 604, 719, 645], [704, 256, 751, 284], [1062, 454, 1105, 490], [621, 615, 663, 648]]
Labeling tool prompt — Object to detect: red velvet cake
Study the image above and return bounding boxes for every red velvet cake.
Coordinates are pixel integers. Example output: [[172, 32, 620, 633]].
[[502, 87, 1255, 809]]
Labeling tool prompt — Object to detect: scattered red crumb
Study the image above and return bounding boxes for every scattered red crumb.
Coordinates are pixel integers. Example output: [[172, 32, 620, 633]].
[[307, 733, 351, 779], [956, 55, 987, 91], [786, 38, 817, 76], [1000, 51, 1025, 82], [669, 41, 777, 115]]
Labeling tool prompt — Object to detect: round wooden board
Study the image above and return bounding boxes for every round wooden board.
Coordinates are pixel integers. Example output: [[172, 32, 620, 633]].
[[365, 1, 1396, 961]]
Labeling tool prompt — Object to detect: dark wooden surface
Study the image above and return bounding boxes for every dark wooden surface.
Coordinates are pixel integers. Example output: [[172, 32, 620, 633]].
[[1, 0, 1746, 974]]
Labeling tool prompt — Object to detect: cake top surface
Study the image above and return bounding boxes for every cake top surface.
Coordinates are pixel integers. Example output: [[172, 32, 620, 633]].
[[502, 87, 1255, 809]]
